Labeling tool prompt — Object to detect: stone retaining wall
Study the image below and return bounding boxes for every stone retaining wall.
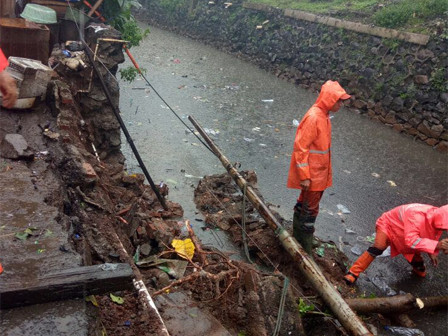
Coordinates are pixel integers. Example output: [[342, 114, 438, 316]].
[[137, 0, 448, 151]]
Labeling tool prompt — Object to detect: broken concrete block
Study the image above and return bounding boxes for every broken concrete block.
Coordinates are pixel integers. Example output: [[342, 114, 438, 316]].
[[82, 162, 97, 178], [0, 134, 34, 160]]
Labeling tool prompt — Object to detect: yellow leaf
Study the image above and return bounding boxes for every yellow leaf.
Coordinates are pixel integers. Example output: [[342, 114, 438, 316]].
[[85, 295, 99, 307], [171, 238, 195, 260]]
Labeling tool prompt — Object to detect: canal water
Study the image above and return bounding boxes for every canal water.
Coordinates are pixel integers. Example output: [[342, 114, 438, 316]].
[[120, 24, 448, 335]]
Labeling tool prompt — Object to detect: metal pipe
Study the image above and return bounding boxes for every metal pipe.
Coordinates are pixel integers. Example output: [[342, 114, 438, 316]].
[[82, 39, 169, 210], [188, 115, 373, 336]]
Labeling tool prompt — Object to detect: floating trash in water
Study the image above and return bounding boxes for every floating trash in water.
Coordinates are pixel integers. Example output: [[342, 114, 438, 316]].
[[252, 127, 261, 132], [387, 180, 397, 187], [185, 174, 202, 179], [357, 232, 376, 243], [292, 119, 300, 127], [350, 244, 364, 256], [243, 137, 255, 142], [372, 172, 380, 178], [337, 204, 351, 214], [262, 99, 274, 102], [343, 170, 351, 174], [384, 326, 425, 336], [345, 228, 356, 234], [371, 277, 397, 296], [329, 115, 335, 119], [204, 128, 220, 136], [259, 143, 267, 147]]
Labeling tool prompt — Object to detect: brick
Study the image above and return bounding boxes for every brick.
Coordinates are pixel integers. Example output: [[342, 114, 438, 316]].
[[82, 162, 97, 178]]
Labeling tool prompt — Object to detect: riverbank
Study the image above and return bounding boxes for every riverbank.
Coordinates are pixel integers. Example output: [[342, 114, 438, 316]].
[[136, 0, 448, 151]]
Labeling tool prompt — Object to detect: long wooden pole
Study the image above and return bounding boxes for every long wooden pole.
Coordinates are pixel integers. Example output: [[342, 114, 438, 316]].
[[347, 294, 448, 315], [188, 115, 372, 336], [87, 0, 105, 17]]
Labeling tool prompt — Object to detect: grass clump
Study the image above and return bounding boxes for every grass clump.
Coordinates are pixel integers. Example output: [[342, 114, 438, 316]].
[[373, 0, 448, 29]]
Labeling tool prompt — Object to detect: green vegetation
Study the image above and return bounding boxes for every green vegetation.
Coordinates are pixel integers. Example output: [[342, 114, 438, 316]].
[[297, 298, 315, 316], [373, 0, 448, 29], [102, 0, 149, 47], [245, 0, 448, 31], [119, 66, 147, 83], [431, 68, 448, 93]]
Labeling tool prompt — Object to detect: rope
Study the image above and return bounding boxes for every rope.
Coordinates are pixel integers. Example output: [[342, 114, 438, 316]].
[[272, 276, 289, 336], [242, 183, 254, 264]]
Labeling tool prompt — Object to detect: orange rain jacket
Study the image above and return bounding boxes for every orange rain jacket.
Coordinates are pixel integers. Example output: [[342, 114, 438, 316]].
[[0, 49, 8, 72], [377, 204, 448, 262], [287, 80, 350, 191]]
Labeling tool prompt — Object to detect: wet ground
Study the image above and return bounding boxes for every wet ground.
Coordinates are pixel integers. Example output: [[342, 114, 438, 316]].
[[120, 24, 447, 334], [0, 109, 90, 335]]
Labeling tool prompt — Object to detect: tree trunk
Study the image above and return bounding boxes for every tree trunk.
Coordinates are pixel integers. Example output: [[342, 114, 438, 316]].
[[347, 294, 448, 314]]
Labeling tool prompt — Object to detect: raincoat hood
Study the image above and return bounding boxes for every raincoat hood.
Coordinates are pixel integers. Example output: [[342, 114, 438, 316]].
[[314, 80, 350, 112], [430, 205, 448, 230]]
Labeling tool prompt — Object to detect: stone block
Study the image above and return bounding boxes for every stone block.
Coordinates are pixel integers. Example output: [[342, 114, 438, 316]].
[[425, 138, 439, 146], [354, 100, 367, 109], [82, 162, 97, 178], [407, 127, 419, 136], [414, 75, 429, 84], [393, 124, 404, 132], [385, 112, 397, 124], [0, 134, 34, 160], [430, 124, 444, 138], [417, 120, 431, 137], [146, 218, 179, 246], [436, 141, 448, 152]]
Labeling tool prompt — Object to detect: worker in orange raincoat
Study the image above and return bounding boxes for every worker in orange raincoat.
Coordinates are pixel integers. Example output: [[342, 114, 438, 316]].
[[0, 48, 17, 275], [343, 204, 448, 285], [287, 80, 350, 255], [0, 48, 17, 109]]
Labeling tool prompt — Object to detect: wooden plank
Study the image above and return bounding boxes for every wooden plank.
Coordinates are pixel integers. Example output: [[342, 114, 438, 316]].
[[0, 263, 134, 309]]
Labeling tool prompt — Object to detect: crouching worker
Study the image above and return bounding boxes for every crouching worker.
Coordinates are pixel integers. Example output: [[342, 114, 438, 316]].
[[343, 204, 448, 285]]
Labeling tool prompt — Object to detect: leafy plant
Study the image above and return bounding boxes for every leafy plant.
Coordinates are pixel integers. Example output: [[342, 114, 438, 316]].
[[297, 298, 315, 316], [102, 0, 149, 47], [119, 66, 147, 83], [431, 68, 448, 93]]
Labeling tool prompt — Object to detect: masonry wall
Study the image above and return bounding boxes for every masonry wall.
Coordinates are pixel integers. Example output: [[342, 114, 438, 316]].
[[137, 0, 448, 151]]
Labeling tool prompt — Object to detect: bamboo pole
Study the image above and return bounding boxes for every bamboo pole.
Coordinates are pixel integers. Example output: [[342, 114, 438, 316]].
[[188, 115, 372, 336]]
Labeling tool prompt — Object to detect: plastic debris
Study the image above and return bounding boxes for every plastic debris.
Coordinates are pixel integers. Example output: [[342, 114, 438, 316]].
[[357, 233, 376, 243], [243, 137, 255, 142], [292, 119, 300, 127], [37, 249, 45, 254], [166, 179, 178, 185], [345, 228, 356, 234], [259, 143, 267, 147], [85, 295, 99, 307], [110, 293, 124, 305], [371, 277, 397, 296], [384, 326, 424, 336], [351, 245, 364, 256], [377, 246, 391, 258], [387, 180, 397, 187], [337, 204, 351, 214], [343, 170, 351, 174], [124, 321, 131, 327], [262, 99, 274, 102], [316, 246, 325, 257], [252, 127, 261, 132], [173, 59, 181, 64], [172, 238, 195, 260], [100, 263, 118, 271], [185, 174, 202, 179], [133, 245, 140, 263], [204, 128, 220, 136], [371, 172, 380, 178], [15, 227, 37, 240]]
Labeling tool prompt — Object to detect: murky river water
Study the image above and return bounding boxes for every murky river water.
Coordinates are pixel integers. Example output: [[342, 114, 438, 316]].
[[120, 24, 447, 334]]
